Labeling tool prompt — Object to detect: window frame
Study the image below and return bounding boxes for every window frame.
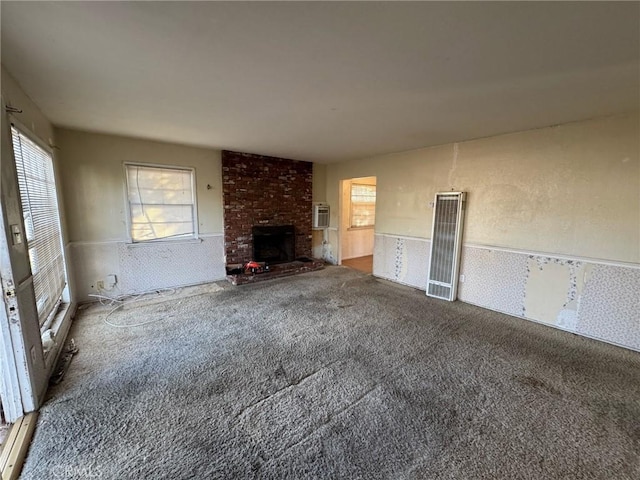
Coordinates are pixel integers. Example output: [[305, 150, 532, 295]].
[[349, 183, 376, 229], [123, 162, 199, 244]]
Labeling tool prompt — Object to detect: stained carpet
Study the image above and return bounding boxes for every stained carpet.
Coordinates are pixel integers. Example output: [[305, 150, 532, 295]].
[[21, 267, 640, 479]]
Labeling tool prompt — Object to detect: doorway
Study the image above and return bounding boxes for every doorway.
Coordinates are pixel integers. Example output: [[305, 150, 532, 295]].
[[339, 176, 376, 274]]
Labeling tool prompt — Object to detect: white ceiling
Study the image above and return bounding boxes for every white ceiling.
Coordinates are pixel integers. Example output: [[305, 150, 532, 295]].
[[1, 2, 638, 163]]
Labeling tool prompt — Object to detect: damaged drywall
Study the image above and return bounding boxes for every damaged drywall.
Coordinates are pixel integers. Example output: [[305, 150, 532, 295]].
[[523, 257, 587, 331]]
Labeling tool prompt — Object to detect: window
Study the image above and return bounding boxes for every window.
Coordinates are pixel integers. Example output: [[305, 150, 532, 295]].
[[125, 163, 197, 242], [11, 126, 66, 327], [350, 183, 376, 228]]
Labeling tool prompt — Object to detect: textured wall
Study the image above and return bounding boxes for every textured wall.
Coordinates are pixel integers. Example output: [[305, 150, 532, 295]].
[[55, 128, 225, 301], [222, 150, 313, 265], [373, 234, 430, 289], [68, 235, 226, 302], [56, 129, 223, 242], [323, 113, 640, 264], [373, 233, 640, 351], [320, 114, 639, 351]]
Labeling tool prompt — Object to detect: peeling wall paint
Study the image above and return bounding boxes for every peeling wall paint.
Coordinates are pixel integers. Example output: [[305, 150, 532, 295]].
[[373, 234, 429, 289], [556, 262, 589, 331], [394, 238, 406, 280], [524, 257, 586, 329], [462, 248, 639, 350], [322, 113, 639, 351], [373, 233, 640, 351], [323, 228, 339, 265]]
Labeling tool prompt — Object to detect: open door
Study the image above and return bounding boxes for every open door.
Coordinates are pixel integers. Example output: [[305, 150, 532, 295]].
[[0, 208, 41, 421], [0, 100, 49, 422]]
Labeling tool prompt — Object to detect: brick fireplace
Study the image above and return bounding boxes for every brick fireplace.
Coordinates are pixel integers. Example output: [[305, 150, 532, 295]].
[[222, 150, 313, 266]]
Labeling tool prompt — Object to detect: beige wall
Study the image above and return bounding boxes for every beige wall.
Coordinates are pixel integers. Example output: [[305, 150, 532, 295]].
[[1, 68, 56, 147], [312, 163, 327, 202], [2, 67, 63, 268], [56, 128, 224, 242], [54, 128, 226, 301], [311, 163, 328, 258], [325, 112, 640, 264]]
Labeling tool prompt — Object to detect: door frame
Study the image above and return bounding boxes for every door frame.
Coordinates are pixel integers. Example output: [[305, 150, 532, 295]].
[[338, 176, 377, 266]]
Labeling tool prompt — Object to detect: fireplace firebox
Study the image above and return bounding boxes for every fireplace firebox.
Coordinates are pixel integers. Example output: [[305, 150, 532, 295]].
[[252, 225, 295, 264]]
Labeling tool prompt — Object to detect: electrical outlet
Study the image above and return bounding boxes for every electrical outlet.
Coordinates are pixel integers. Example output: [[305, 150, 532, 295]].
[[97, 280, 104, 290], [459, 274, 465, 283], [105, 274, 117, 289]]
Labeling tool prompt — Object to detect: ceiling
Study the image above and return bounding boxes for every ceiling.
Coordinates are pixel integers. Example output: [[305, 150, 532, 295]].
[[1, 2, 638, 163]]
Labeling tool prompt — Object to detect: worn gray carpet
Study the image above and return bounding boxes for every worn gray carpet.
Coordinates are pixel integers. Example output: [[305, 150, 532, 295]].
[[21, 267, 640, 479]]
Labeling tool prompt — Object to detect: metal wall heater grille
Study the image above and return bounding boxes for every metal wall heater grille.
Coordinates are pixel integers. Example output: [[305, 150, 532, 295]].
[[427, 192, 465, 301]]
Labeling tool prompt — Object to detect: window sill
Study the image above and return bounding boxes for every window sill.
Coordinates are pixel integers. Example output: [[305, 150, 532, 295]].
[[43, 302, 74, 369], [126, 237, 202, 247], [348, 226, 375, 231]]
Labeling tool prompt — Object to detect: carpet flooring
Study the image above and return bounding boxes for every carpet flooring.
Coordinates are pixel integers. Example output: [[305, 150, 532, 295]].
[[21, 267, 640, 479]]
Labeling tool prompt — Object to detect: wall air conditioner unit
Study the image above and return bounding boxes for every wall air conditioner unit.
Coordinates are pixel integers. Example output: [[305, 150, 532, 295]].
[[313, 203, 330, 229]]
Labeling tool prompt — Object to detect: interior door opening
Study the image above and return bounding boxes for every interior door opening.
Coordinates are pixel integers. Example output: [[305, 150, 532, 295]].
[[339, 176, 376, 274]]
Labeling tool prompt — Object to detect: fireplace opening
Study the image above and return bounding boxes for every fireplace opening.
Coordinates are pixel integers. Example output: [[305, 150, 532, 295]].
[[252, 225, 295, 264]]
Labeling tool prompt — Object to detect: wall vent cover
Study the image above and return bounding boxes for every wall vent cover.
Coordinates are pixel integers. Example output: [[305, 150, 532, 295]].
[[427, 192, 466, 301]]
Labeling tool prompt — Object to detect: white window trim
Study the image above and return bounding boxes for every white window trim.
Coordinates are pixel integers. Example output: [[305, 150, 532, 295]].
[[347, 225, 375, 231], [10, 117, 54, 155], [123, 162, 199, 244]]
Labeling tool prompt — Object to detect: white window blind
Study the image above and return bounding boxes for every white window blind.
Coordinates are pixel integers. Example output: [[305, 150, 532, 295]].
[[125, 164, 197, 242], [350, 183, 376, 227], [11, 126, 66, 327]]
